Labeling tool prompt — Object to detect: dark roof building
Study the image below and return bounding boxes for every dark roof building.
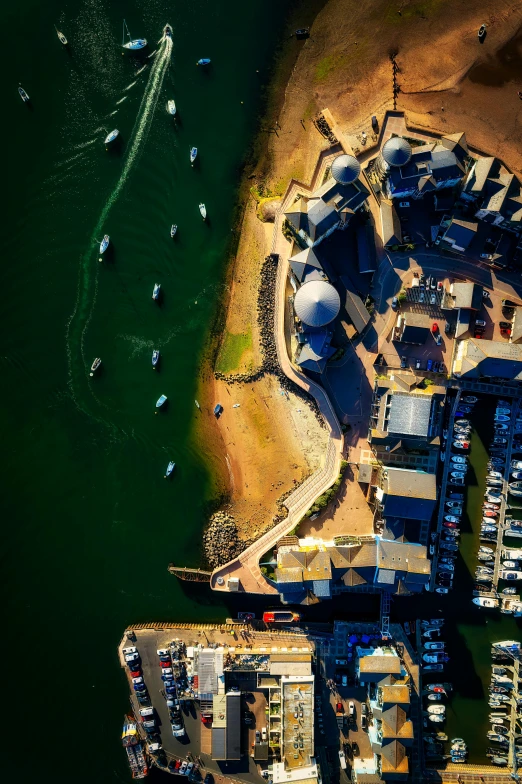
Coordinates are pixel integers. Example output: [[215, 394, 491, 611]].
[[289, 248, 328, 284], [462, 156, 522, 232], [441, 217, 478, 251], [356, 223, 378, 274], [212, 692, 241, 760], [295, 327, 335, 373], [376, 467, 437, 521], [453, 338, 522, 380], [393, 312, 432, 344], [380, 200, 402, 247], [376, 132, 468, 201], [340, 274, 371, 335]]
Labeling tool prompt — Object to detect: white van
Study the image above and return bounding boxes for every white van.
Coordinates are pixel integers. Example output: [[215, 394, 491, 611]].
[[140, 707, 154, 717], [262, 727, 267, 741]]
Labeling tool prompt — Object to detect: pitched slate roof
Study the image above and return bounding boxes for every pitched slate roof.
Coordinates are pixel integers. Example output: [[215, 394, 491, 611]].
[[341, 568, 368, 587], [289, 248, 327, 284], [380, 199, 402, 246], [341, 275, 371, 334], [454, 338, 522, 380], [464, 157, 496, 195], [443, 217, 478, 249], [356, 223, 378, 274], [387, 393, 432, 438], [380, 685, 410, 706], [380, 467, 437, 520]]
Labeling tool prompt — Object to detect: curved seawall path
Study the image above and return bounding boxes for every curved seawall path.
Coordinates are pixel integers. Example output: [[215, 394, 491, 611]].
[[1, 1, 301, 781]]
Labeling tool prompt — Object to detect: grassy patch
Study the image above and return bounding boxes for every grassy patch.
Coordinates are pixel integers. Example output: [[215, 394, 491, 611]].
[[383, 0, 446, 25], [315, 52, 346, 82], [216, 329, 252, 374]]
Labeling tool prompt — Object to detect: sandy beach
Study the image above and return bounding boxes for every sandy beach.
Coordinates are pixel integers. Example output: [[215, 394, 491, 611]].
[[197, 0, 522, 546]]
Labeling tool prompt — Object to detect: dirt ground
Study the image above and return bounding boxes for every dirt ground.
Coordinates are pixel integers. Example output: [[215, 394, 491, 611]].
[[198, 0, 522, 540]]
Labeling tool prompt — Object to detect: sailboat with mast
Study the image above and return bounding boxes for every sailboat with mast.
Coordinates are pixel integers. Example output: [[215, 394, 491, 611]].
[[122, 19, 147, 51]]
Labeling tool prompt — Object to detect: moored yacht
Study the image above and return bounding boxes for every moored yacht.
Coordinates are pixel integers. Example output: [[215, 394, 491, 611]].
[[472, 596, 499, 608], [90, 358, 102, 377], [105, 129, 119, 145], [122, 19, 147, 50]]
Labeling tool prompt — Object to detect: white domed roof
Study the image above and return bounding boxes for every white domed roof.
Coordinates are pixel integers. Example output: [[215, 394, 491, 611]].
[[331, 154, 361, 184], [294, 281, 340, 327], [382, 137, 412, 167]]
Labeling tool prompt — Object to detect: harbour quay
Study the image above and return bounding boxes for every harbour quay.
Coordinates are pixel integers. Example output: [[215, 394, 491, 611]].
[[118, 621, 426, 783]]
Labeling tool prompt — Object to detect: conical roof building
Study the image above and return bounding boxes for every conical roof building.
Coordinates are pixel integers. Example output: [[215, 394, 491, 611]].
[[294, 280, 340, 327]]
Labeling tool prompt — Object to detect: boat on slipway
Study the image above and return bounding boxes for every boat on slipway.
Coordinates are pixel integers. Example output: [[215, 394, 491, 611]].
[[122, 19, 147, 51]]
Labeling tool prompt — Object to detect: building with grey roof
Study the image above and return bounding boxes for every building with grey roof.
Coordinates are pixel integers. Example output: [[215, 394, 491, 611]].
[[462, 156, 522, 232], [441, 217, 478, 251], [340, 274, 371, 335], [289, 248, 328, 284], [376, 466, 437, 521], [212, 692, 241, 760], [446, 281, 483, 310], [387, 394, 432, 438], [380, 200, 402, 247], [453, 338, 522, 380], [294, 281, 341, 327], [393, 312, 431, 344], [295, 328, 335, 374], [284, 168, 369, 248], [375, 132, 468, 201]]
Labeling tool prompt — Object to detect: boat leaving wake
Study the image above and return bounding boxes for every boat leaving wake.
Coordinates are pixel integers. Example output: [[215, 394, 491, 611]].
[[124, 80, 138, 91], [65, 25, 173, 413]]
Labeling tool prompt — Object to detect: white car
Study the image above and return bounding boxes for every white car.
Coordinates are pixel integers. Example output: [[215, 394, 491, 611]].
[[157, 648, 169, 656], [348, 701, 355, 716], [123, 647, 137, 655], [430, 293, 436, 305], [475, 319, 486, 327]]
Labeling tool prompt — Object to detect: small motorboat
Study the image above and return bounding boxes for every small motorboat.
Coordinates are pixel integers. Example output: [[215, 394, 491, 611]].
[[427, 704, 446, 714], [122, 19, 147, 50], [494, 437, 508, 444], [509, 482, 522, 497], [497, 408, 511, 415], [443, 522, 458, 530], [428, 713, 445, 723], [436, 587, 449, 594], [164, 24, 173, 38], [152, 283, 161, 300], [427, 693, 442, 700], [446, 500, 463, 508], [483, 511, 498, 518], [479, 545, 494, 553], [495, 415, 510, 422], [424, 642, 445, 650], [495, 423, 509, 431], [448, 492, 464, 500], [90, 358, 102, 377], [512, 460, 522, 470], [55, 26, 68, 45], [455, 419, 471, 426], [105, 129, 119, 145], [472, 596, 499, 608], [439, 541, 459, 551], [170, 225, 177, 238], [18, 85, 30, 102], [199, 203, 207, 220], [167, 99, 176, 115], [485, 488, 502, 497], [483, 502, 500, 510], [451, 471, 466, 479], [503, 560, 520, 569], [462, 396, 478, 403], [502, 587, 517, 595], [488, 471, 503, 479], [478, 24, 486, 38], [152, 350, 160, 369], [451, 456, 467, 464], [500, 570, 522, 580], [164, 461, 176, 478], [426, 683, 449, 692], [453, 441, 469, 450], [156, 394, 167, 409], [444, 516, 460, 524], [99, 235, 110, 254], [512, 471, 522, 479], [197, 58, 211, 66], [190, 147, 198, 165], [490, 456, 506, 464], [492, 758, 508, 767]]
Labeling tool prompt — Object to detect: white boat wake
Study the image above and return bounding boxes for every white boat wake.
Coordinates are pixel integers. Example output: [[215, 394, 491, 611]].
[[115, 96, 128, 105], [124, 80, 138, 91], [66, 26, 173, 411]]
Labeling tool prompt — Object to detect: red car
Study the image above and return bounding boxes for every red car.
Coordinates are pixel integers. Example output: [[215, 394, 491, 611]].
[[431, 322, 438, 334], [130, 669, 141, 678], [336, 702, 343, 713], [160, 660, 171, 668], [174, 760, 181, 770]]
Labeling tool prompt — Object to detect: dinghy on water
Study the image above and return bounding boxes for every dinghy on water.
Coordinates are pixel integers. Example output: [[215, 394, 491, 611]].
[[99, 235, 110, 254], [122, 19, 147, 51], [170, 225, 177, 238], [164, 461, 175, 478], [18, 85, 29, 102], [104, 129, 119, 145], [156, 394, 167, 409], [152, 283, 161, 301], [197, 58, 211, 66], [55, 26, 68, 45], [90, 358, 102, 377], [190, 147, 198, 165], [152, 350, 160, 369], [167, 100, 176, 115], [199, 203, 207, 220]]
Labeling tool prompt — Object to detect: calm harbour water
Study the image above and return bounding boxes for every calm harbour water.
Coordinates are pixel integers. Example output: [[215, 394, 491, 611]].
[[3, 1, 522, 779], [1, 1, 298, 780]]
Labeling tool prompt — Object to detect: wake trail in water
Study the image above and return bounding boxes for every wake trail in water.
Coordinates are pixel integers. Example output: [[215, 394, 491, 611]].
[[65, 29, 173, 422], [115, 96, 128, 105], [124, 80, 138, 91]]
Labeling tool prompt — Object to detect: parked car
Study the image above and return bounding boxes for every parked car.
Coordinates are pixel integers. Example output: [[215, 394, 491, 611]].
[[262, 727, 267, 741], [480, 253, 493, 260], [342, 674, 348, 687], [157, 648, 169, 656], [391, 296, 398, 310], [420, 274, 425, 285], [435, 334, 442, 345], [361, 715, 367, 730], [336, 702, 343, 713], [415, 358, 421, 369], [475, 319, 487, 327], [430, 293, 437, 305], [400, 356, 407, 368], [427, 359, 433, 371], [431, 322, 438, 333], [500, 321, 512, 329], [437, 281, 443, 291], [399, 201, 410, 208], [348, 701, 355, 716], [180, 762, 188, 775]]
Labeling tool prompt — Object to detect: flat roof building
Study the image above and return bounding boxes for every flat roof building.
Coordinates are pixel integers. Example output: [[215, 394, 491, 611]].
[[211, 692, 241, 760]]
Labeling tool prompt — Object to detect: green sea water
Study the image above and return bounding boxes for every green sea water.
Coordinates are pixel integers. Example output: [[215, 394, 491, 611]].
[[1, 1, 304, 780]]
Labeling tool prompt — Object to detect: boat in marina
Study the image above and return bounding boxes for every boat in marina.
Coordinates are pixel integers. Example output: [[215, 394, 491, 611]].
[[190, 147, 198, 164], [152, 283, 161, 300], [122, 19, 147, 51], [444, 516, 460, 524], [512, 471, 522, 479], [446, 500, 463, 508], [503, 560, 520, 568], [488, 471, 504, 479], [427, 693, 442, 701], [99, 234, 110, 254], [156, 394, 167, 409], [423, 664, 444, 672], [493, 437, 508, 445], [424, 642, 445, 650], [167, 99, 176, 115], [197, 58, 211, 65], [440, 541, 459, 551], [18, 84, 30, 102], [199, 203, 207, 220], [495, 415, 510, 422], [497, 408, 511, 415], [152, 350, 160, 369], [426, 683, 450, 692], [170, 225, 177, 238], [164, 461, 175, 478], [462, 396, 478, 403], [105, 129, 120, 144], [502, 586, 517, 595], [492, 757, 508, 767], [263, 610, 300, 623], [90, 358, 102, 376], [509, 482, 522, 496], [448, 492, 464, 500], [451, 456, 467, 464], [472, 596, 499, 608], [483, 511, 498, 518], [427, 705, 445, 715], [55, 26, 68, 45], [452, 441, 469, 451], [122, 716, 148, 779], [500, 570, 522, 580], [450, 471, 466, 479], [423, 652, 449, 663]]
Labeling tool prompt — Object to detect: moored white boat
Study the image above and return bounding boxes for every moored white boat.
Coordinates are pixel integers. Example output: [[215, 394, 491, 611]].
[[99, 234, 110, 254], [199, 202, 207, 220], [18, 85, 30, 102], [164, 461, 175, 478], [122, 19, 147, 50], [472, 596, 499, 608], [152, 350, 160, 369], [55, 26, 68, 45], [90, 358, 102, 377], [167, 99, 176, 115], [190, 147, 197, 164], [156, 394, 167, 409], [105, 129, 119, 145], [152, 283, 161, 300], [170, 225, 177, 238], [197, 58, 211, 65]]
